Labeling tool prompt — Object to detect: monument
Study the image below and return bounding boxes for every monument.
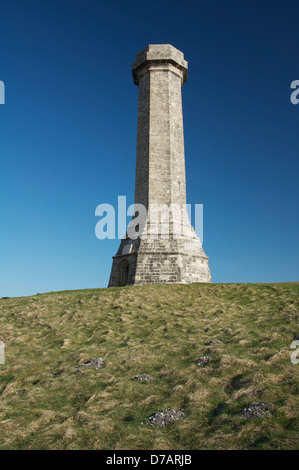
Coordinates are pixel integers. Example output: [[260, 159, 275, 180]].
[[108, 44, 211, 287]]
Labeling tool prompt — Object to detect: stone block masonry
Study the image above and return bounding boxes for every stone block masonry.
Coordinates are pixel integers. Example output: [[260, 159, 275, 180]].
[[108, 44, 212, 287]]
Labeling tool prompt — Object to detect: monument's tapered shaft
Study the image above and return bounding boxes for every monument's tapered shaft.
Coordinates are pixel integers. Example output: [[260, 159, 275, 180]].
[[108, 44, 212, 287], [133, 45, 187, 210]]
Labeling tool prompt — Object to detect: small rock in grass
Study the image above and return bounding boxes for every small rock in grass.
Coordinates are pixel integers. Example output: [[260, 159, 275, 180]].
[[241, 402, 272, 420], [133, 374, 152, 382], [195, 356, 212, 367], [147, 408, 184, 427], [76, 357, 104, 372], [205, 339, 223, 346]]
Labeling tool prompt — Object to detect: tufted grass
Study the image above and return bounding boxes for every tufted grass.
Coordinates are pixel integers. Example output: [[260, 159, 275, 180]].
[[0, 282, 298, 450]]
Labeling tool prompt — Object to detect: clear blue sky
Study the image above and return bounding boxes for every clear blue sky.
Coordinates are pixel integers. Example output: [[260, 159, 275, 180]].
[[1, 0, 298, 297]]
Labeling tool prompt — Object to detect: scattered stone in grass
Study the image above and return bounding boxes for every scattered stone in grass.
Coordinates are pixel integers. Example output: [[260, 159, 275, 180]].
[[206, 339, 223, 346], [76, 357, 104, 372], [147, 408, 184, 427], [133, 374, 152, 382], [241, 402, 273, 420], [195, 356, 212, 367]]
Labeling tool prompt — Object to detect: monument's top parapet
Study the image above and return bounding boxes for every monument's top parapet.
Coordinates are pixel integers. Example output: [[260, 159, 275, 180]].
[[132, 44, 188, 85]]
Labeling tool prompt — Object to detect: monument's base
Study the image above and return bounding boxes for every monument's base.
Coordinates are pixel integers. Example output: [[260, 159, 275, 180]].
[[108, 235, 212, 287]]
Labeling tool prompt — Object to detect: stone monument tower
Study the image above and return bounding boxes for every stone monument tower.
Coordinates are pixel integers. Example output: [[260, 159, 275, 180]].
[[108, 44, 211, 286]]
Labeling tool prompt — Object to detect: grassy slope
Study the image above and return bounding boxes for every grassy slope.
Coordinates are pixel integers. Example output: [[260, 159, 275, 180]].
[[0, 283, 298, 450]]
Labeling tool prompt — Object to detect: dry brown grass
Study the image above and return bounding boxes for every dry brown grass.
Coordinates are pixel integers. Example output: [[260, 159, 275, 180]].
[[0, 282, 298, 449]]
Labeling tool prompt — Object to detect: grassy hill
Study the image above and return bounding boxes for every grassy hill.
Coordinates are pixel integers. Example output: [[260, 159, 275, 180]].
[[0, 283, 298, 450]]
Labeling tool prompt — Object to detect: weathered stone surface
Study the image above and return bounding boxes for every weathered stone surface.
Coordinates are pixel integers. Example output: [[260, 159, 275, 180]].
[[195, 356, 212, 366], [241, 402, 273, 420], [133, 374, 152, 382], [147, 408, 184, 427], [206, 339, 223, 346], [109, 45, 212, 287], [76, 357, 104, 372]]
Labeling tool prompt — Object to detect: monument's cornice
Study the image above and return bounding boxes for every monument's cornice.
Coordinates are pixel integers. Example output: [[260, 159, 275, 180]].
[[132, 44, 188, 85]]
